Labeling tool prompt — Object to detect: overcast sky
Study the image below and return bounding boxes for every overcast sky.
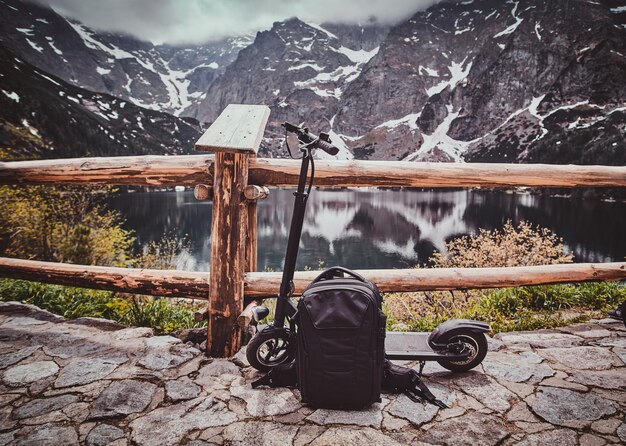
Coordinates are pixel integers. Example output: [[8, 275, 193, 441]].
[[34, 0, 441, 44]]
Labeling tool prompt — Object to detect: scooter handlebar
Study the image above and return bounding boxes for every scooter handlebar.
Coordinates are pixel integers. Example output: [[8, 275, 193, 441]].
[[283, 122, 340, 156]]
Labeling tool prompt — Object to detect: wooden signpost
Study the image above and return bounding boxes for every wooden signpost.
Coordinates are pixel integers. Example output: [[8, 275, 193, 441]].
[[194, 104, 270, 357]]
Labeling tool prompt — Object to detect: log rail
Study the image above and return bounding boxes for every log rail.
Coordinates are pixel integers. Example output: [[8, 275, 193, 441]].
[[2, 156, 626, 188], [1, 257, 624, 299]]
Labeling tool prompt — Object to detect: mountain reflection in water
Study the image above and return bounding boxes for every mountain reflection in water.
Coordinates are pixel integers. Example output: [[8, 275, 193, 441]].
[[108, 189, 626, 272]]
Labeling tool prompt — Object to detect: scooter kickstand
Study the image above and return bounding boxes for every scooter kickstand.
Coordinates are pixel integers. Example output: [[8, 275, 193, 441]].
[[418, 361, 425, 376]]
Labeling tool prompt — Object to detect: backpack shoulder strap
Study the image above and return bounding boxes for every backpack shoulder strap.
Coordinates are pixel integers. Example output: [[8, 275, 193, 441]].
[[382, 359, 447, 409]]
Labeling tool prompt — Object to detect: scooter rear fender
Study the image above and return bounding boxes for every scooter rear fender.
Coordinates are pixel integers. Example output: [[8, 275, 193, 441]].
[[428, 319, 491, 350]]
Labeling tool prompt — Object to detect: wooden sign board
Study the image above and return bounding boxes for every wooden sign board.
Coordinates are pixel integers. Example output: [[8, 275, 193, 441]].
[[194, 104, 271, 155]]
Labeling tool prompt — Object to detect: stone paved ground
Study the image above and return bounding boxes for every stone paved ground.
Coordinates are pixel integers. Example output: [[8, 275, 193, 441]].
[[0, 301, 625, 446]]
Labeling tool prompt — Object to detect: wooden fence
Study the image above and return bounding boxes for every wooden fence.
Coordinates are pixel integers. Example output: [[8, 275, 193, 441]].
[[1, 103, 625, 357]]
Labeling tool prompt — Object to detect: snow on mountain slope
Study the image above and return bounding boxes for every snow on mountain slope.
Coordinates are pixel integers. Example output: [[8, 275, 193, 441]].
[[0, 44, 200, 160], [0, 0, 252, 117]]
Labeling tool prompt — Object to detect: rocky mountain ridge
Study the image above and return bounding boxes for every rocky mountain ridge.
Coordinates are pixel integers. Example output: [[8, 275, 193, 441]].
[[1, 0, 624, 164], [0, 44, 200, 160], [0, 0, 253, 117]]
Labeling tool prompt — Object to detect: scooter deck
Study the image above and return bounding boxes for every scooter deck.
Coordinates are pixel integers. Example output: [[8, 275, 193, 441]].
[[385, 331, 466, 361]]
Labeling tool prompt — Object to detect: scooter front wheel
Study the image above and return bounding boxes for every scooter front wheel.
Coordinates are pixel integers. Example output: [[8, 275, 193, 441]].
[[437, 332, 488, 372], [246, 328, 295, 372]]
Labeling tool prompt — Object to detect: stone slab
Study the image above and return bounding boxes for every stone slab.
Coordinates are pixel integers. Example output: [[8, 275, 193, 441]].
[[537, 347, 622, 370], [307, 403, 384, 428], [129, 398, 237, 446], [418, 412, 511, 446], [3, 361, 59, 386], [528, 387, 616, 427], [90, 380, 157, 418], [482, 351, 554, 383]]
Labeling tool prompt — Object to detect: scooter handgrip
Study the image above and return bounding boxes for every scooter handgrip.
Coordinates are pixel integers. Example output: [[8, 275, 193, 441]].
[[316, 139, 339, 156]]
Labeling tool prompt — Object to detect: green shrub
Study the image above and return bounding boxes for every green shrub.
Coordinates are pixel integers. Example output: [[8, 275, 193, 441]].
[[384, 221, 624, 333], [0, 185, 134, 266], [119, 297, 203, 334], [0, 279, 205, 334]]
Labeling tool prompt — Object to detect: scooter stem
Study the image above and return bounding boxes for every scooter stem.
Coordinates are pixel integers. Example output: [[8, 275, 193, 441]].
[[273, 149, 312, 328]]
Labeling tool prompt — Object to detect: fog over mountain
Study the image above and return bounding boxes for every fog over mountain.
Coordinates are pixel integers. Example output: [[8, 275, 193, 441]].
[[33, 0, 440, 44]]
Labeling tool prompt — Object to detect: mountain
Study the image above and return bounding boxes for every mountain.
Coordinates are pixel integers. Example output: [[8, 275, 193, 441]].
[[185, 0, 626, 164], [0, 44, 200, 160], [0, 0, 252, 117], [1, 0, 624, 164], [188, 18, 389, 158]]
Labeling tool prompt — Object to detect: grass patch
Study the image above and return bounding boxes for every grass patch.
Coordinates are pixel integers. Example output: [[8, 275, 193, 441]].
[[0, 279, 206, 334], [384, 281, 625, 333]]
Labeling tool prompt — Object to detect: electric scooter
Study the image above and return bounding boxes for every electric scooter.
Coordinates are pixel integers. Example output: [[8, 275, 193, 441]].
[[246, 122, 491, 374]]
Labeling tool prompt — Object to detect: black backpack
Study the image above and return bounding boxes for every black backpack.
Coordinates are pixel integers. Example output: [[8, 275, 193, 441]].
[[294, 267, 385, 409], [252, 266, 447, 409]]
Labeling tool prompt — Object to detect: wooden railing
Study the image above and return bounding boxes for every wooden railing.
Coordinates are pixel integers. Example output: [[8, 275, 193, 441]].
[[1, 103, 625, 357]]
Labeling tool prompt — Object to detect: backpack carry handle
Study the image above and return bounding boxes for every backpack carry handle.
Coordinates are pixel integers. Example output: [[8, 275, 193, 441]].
[[312, 266, 367, 284]]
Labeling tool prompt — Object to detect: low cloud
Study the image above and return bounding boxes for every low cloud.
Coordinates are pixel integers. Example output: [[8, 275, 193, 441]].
[[34, 0, 441, 44]]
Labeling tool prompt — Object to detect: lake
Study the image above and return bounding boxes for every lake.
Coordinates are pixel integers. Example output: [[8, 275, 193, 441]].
[[109, 189, 626, 272]]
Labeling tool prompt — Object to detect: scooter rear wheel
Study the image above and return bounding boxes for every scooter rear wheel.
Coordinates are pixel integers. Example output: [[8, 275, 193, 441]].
[[437, 332, 488, 372], [246, 329, 294, 372]]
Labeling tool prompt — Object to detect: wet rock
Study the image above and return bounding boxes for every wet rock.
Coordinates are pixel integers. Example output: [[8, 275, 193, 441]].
[[487, 337, 505, 351], [528, 387, 616, 427], [558, 324, 611, 339], [66, 317, 125, 331], [0, 430, 15, 446], [293, 425, 326, 446], [482, 351, 554, 383], [129, 398, 237, 446], [61, 402, 90, 423], [230, 383, 301, 417], [85, 424, 125, 446], [418, 412, 510, 446], [452, 373, 517, 412], [568, 369, 626, 389], [198, 359, 241, 377], [221, 421, 298, 446], [0, 346, 40, 369], [591, 417, 622, 435], [387, 383, 455, 426], [14, 424, 78, 446], [579, 433, 607, 446], [0, 394, 20, 407], [55, 357, 126, 388], [537, 347, 622, 370], [618, 423, 626, 443], [0, 406, 15, 431], [3, 361, 59, 386], [613, 348, 626, 365], [145, 336, 181, 349], [592, 337, 626, 348], [539, 377, 588, 392], [514, 428, 577, 446], [41, 334, 112, 359], [112, 327, 154, 341], [12, 395, 78, 420], [0, 302, 63, 322], [497, 333, 583, 349], [306, 403, 383, 428], [137, 348, 194, 370], [506, 402, 540, 423], [90, 380, 157, 418], [165, 379, 201, 402], [310, 426, 403, 446]]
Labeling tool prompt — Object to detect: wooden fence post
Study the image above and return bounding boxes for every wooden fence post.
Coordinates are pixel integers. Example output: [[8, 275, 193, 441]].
[[195, 104, 270, 357]]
